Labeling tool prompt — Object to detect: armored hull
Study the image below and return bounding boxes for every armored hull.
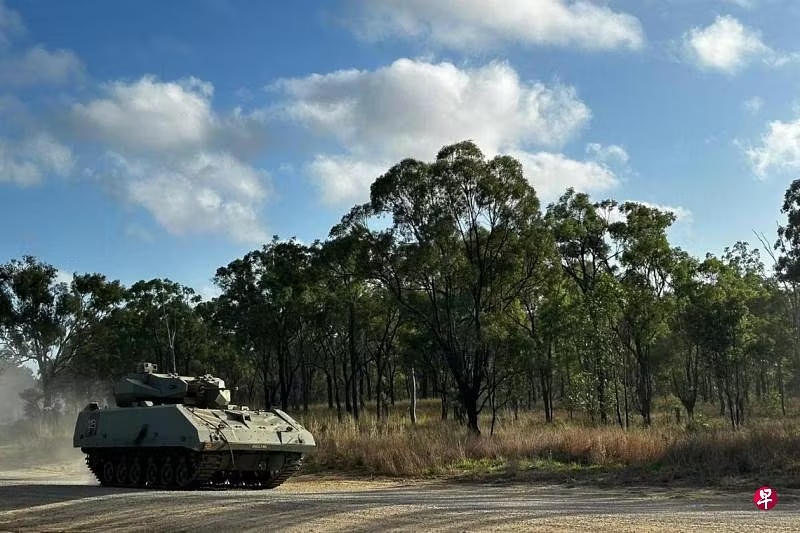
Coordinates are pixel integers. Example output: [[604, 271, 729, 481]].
[[74, 364, 315, 490]]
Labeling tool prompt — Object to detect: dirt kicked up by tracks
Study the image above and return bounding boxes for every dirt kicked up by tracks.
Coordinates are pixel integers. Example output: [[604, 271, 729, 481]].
[[0, 459, 798, 532]]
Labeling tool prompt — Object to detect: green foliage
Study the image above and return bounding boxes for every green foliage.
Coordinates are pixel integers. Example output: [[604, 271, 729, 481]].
[[0, 256, 124, 406]]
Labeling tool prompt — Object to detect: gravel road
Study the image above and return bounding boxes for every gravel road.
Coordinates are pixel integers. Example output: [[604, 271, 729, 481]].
[[0, 462, 797, 532]]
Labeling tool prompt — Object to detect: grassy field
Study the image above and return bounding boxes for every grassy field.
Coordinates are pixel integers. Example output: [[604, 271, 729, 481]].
[[3, 397, 799, 489], [296, 398, 800, 489]]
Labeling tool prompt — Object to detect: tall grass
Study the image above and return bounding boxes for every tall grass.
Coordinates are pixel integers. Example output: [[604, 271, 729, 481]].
[[298, 400, 800, 486]]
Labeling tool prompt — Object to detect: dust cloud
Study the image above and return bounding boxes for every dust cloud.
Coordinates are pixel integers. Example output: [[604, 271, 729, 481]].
[[0, 362, 87, 476], [0, 362, 35, 424]]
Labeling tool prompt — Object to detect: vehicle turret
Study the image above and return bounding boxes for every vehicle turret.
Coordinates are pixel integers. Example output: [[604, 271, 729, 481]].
[[113, 362, 231, 409]]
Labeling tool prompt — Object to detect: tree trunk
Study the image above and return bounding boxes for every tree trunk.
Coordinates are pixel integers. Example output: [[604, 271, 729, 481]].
[[332, 354, 343, 422], [637, 351, 652, 427], [342, 353, 352, 414], [375, 361, 384, 420], [539, 344, 554, 423], [349, 301, 360, 420], [326, 372, 334, 409], [302, 366, 311, 413], [278, 345, 289, 411], [409, 365, 417, 425], [778, 359, 787, 417], [461, 386, 480, 435]]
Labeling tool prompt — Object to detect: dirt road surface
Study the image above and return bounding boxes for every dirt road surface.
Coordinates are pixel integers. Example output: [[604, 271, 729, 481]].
[[0, 460, 797, 532]]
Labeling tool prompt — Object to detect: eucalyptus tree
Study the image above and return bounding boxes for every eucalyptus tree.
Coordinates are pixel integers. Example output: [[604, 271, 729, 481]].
[[213, 238, 313, 410], [546, 190, 619, 424], [124, 279, 204, 374], [364, 140, 545, 435], [508, 224, 567, 423], [193, 298, 255, 404], [361, 288, 402, 420], [774, 178, 800, 388], [667, 251, 703, 421], [318, 222, 376, 420], [609, 203, 678, 426], [686, 243, 766, 428], [0, 256, 124, 407]]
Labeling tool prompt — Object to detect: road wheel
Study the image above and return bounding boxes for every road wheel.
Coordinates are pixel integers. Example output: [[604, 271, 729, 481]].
[[160, 458, 175, 488], [174, 457, 195, 488], [101, 459, 116, 486], [128, 458, 143, 486], [145, 458, 159, 487], [115, 459, 129, 486]]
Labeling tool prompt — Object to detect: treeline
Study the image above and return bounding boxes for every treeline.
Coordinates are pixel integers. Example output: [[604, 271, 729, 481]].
[[3, 141, 800, 435]]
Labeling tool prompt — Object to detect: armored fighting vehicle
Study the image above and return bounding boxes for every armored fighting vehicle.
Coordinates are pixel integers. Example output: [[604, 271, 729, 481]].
[[73, 362, 316, 489]]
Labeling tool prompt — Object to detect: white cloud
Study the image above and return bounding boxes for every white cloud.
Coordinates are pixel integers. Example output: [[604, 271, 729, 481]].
[[22, 134, 75, 175], [745, 118, 800, 177], [73, 76, 270, 242], [277, 60, 590, 155], [682, 16, 776, 73], [0, 134, 73, 186], [0, 2, 82, 86], [0, 139, 39, 185], [351, 0, 644, 52], [106, 151, 268, 243], [73, 76, 215, 154], [0, 46, 83, 86], [511, 151, 619, 201], [307, 155, 390, 206], [743, 96, 764, 114], [0, 0, 24, 47], [586, 143, 629, 164], [275, 59, 595, 204]]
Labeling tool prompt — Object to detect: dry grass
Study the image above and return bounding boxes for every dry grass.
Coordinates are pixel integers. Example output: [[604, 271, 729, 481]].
[[297, 400, 800, 487]]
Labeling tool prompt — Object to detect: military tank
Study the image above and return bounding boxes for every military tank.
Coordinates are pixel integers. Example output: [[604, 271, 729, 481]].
[[73, 362, 316, 490]]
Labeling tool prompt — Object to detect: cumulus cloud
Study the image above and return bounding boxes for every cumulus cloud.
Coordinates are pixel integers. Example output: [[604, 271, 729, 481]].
[[351, 0, 644, 52], [0, 2, 269, 244], [0, 46, 83, 86], [511, 151, 619, 200], [0, 2, 83, 86], [273, 58, 603, 204], [681, 15, 788, 73], [0, 134, 74, 186], [105, 151, 268, 243], [306, 155, 390, 206], [745, 118, 800, 178], [586, 143, 629, 164], [276, 60, 590, 154], [73, 76, 270, 242], [73, 76, 215, 154]]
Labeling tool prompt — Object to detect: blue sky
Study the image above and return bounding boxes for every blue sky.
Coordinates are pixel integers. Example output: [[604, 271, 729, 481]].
[[2, 0, 800, 296]]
